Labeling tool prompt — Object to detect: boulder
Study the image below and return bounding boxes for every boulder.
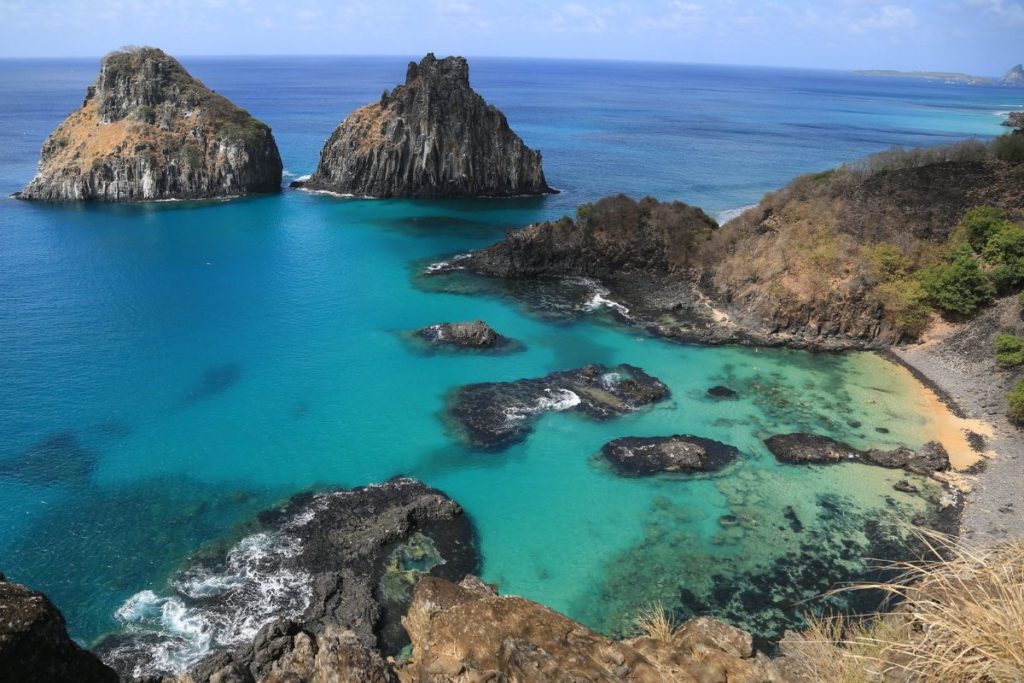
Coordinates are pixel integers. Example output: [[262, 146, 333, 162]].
[[707, 385, 738, 399], [18, 47, 281, 202], [413, 321, 507, 350], [305, 54, 551, 198], [601, 435, 740, 476], [447, 364, 670, 450], [765, 434, 950, 475]]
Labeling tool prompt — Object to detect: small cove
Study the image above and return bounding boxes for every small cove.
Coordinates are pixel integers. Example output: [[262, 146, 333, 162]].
[[0, 56, 1009, 669]]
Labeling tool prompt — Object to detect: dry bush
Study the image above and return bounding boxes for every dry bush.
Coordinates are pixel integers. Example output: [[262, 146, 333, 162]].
[[633, 601, 680, 643], [782, 530, 1024, 682]]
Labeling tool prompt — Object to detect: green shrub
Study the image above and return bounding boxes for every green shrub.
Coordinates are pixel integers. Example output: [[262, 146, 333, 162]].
[[981, 222, 1024, 292], [959, 206, 1010, 253], [874, 278, 933, 337], [918, 252, 995, 315], [1019, 291, 1024, 309], [868, 243, 912, 282], [993, 133, 1024, 164], [1008, 379, 1024, 424], [996, 334, 1024, 368]]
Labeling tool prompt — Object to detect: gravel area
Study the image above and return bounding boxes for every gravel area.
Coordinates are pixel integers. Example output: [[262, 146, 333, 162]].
[[891, 296, 1024, 542]]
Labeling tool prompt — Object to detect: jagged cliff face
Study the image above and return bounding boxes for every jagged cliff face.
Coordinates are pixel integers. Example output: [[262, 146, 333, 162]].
[[305, 53, 551, 198], [18, 47, 282, 202]]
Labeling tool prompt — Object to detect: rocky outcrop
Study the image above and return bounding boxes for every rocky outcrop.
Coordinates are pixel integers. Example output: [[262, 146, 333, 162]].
[[97, 478, 478, 680], [17, 47, 282, 202], [601, 435, 740, 476], [1003, 64, 1024, 85], [0, 575, 119, 683], [396, 575, 783, 682], [765, 434, 950, 475], [447, 364, 670, 450], [1004, 111, 1024, 129], [450, 195, 717, 279], [413, 321, 511, 350], [304, 54, 551, 198], [707, 385, 738, 399]]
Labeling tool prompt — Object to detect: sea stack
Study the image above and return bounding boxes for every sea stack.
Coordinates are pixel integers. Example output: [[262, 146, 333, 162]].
[[1003, 64, 1024, 85], [17, 47, 282, 202], [303, 53, 552, 198]]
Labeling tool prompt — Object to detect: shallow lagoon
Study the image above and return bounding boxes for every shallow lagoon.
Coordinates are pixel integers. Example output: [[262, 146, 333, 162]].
[[0, 57, 1008, 666]]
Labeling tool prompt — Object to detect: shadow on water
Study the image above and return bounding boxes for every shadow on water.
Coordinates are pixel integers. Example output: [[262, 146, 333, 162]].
[[0, 476, 279, 645], [0, 430, 96, 486], [179, 363, 242, 407]]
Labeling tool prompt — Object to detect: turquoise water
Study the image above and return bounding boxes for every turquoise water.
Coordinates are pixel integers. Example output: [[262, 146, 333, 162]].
[[0, 56, 1012, 663]]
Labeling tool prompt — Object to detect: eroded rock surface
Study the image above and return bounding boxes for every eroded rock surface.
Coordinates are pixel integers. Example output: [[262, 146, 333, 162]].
[[601, 435, 740, 476], [765, 433, 950, 475], [396, 575, 782, 682], [413, 321, 510, 350], [447, 364, 670, 450], [97, 478, 478, 680], [304, 54, 550, 198], [0, 576, 119, 683], [18, 47, 282, 202]]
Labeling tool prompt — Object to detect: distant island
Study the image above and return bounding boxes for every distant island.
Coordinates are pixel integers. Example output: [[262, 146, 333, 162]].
[[853, 69, 993, 85], [854, 64, 1024, 86]]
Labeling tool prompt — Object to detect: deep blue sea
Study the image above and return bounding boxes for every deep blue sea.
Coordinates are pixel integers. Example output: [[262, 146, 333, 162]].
[[0, 56, 1014, 671]]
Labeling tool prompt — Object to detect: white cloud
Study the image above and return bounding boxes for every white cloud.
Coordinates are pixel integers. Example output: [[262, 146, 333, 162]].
[[966, 0, 1024, 24], [851, 4, 917, 32]]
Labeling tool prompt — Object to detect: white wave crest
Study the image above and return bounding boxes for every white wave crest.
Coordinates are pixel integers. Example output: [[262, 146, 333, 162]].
[[425, 253, 471, 274], [503, 388, 581, 424]]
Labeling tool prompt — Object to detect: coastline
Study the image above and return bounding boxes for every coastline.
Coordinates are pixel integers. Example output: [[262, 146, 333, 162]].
[[886, 297, 1023, 541]]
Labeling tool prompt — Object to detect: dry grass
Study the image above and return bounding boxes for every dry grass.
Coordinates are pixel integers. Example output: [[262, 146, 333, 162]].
[[782, 530, 1024, 682], [633, 601, 681, 643]]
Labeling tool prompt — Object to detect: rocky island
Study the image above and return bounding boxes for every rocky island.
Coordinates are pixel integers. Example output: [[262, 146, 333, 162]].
[[1004, 64, 1024, 85], [301, 53, 552, 198], [17, 47, 282, 202]]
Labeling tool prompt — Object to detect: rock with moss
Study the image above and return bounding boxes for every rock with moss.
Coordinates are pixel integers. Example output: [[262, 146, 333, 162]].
[[304, 53, 551, 198], [17, 47, 282, 202]]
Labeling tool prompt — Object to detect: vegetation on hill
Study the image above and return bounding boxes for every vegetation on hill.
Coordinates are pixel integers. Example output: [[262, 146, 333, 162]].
[[701, 136, 1024, 341]]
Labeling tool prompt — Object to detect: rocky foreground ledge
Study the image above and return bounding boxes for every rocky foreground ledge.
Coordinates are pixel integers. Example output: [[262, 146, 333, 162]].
[[17, 47, 282, 202], [302, 53, 552, 198]]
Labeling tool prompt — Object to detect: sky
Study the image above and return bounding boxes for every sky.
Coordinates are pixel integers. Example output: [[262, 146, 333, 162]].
[[0, 0, 1020, 74]]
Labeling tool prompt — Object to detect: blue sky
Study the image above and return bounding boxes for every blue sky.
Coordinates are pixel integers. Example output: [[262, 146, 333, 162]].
[[0, 0, 1020, 73]]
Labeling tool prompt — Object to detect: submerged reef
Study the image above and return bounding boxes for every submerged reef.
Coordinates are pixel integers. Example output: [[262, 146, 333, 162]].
[[181, 362, 242, 406], [578, 464, 955, 648], [765, 433, 950, 475], [600, 435, 741, 476], [95, 477, 478, 679], [447, 363, 670, 450], [303, 53, 551, 198], [18, 47, 281, 202], [0, 430, 96, 486]]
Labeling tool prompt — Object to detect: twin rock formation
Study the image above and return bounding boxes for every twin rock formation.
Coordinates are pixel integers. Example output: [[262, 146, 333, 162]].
[[19, 50, 550, 202]]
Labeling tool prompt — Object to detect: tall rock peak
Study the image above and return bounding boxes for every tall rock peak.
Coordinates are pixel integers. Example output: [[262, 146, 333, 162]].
[[18, 46, 282, 202], [1004, 64, 1024, 84], [304, 53, 552, 198]]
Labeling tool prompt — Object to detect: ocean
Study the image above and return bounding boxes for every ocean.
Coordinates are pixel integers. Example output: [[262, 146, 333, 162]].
[[0, 55, 1012, 672]]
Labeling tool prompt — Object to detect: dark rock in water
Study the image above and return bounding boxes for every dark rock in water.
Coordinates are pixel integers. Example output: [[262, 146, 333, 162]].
[[766, 433, 950, 475], [447, 194, 717, 280], [305, 53, 551, 198], [18, 47, 281, 202], [601, 435, 739, 476], [414, 320, 511, 350], [0, 430, 95, 485], [764, 434, 857, 465], [288, 179, 307, 188], [183, 362, 241, 405], [847, 420, 862, 429], [1003, 111, 1024, 129], [783, 506, 804, 533], [875, 426, 890, 434], [448, 364, 670, 450], [97, 477, 478, 679], [707, 385, 738, 399], [863, 441, 950, 475], [894, 480, 919, 493], [0, 576, 119, 682]]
